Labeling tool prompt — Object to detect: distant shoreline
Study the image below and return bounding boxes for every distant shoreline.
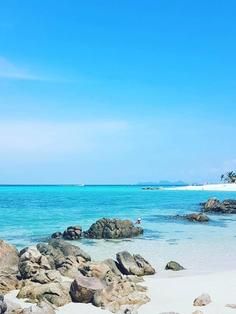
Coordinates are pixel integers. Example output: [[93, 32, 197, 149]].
[[164, 183, 236, 191]]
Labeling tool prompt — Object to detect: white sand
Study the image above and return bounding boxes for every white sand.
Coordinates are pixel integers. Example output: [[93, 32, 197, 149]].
[[166, 183, 236, 191], [6, 270, 236, 314]]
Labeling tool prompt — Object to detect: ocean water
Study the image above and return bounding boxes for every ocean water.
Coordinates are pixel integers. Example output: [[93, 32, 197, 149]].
[[0, 185, 236, 275]]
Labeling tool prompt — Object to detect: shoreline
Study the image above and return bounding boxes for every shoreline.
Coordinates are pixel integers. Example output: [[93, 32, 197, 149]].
[[164, 183, 236, 191]]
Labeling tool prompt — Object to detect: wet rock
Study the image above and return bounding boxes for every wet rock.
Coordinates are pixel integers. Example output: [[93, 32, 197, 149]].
[[165, 261, 185, 271], [202, 198, 236, 214], [63, 226, 82, 240], [0, 295, 7, 314], [193, 293, 211, 306], [84, 218, 143, 239], [51, 226, 82, 241], [116, 251, 155, 276], [17, 281, 71, 307], [185, 213, 209, 222], [70, 276, 105, 303], [0, 241, 20, 294]]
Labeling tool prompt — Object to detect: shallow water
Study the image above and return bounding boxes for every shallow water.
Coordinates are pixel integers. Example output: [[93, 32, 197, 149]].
[[0, 185, 236, 274]]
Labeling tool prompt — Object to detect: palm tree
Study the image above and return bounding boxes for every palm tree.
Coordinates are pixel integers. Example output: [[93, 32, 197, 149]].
[[221, 171, 236, 183]]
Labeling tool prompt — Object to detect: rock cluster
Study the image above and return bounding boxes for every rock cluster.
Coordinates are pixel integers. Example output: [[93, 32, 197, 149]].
[[51, 225, 82, 240], [202, 198, 236, 214], [51, 218, 143, 240], [185, 213, 209, 222], [0, 237, 155, 314], [84, 218, 143, 239]]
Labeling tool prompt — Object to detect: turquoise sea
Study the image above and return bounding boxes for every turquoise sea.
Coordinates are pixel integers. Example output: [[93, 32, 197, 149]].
[[1, 185, 236, 274]]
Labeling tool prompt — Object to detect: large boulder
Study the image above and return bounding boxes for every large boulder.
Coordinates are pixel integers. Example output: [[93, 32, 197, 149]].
[[70, 276, 105, 303], [93, 276, 149, 313], [116, 251, 155, 276], [37, 239, 90, 278], [0, 241, 20, 294], [202, 198, 236, 214], [18, 247, 61, 284], [84, 218, 143, 239], [17, 281, 71, 307]]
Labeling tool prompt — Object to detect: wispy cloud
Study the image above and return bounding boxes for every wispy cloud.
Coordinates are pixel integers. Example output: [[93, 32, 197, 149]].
[[0, 56, 42, 80]]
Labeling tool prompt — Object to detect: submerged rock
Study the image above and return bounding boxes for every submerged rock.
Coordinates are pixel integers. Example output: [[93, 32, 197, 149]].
[[193, 293, 211, 306], [84, 218, 143, 239], [165, 261, 185, 271], [185, 213, 209, 222], [116, 251, 155, 276], [202, 198, 236, 214]]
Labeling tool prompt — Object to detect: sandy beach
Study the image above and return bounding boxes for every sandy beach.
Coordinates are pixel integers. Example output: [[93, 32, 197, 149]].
[[5, 270, 236, 314], [166, 183, 236, 191]]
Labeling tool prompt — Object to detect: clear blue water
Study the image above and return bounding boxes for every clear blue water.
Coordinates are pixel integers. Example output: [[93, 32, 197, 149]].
[[1, 185, 236, 274]]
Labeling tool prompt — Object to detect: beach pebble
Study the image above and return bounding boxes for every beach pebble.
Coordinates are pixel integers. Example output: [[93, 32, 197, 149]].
[[192, 311, 204, 314], [193, 293, 211, 306]]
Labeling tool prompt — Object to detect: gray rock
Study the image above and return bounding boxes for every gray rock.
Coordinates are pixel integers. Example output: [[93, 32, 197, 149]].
[[84, 218, 143, 239], [193, 293, 211, 306], [0, 295, 7, 314], [165, 261, 185, 271], [20, 302, 55, 314], [70, 276, 105, 303], [185, 213, 209, 222], [116, 251, 155, 276], [202, 198, 236, 214], [17, 281, 71, 307]]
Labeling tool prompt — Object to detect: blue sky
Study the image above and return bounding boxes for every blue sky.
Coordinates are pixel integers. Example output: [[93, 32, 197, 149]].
[[0, 0, 235, 184]]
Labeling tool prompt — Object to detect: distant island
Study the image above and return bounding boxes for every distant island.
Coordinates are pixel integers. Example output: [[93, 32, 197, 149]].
[[137, 180, 188, 186]]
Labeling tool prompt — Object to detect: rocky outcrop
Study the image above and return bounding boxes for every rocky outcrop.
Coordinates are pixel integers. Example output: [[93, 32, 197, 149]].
[[185, 213, 209, 222], [193, 293, 211, 306], [36, 239, 90, 278], [18, 247, 61, 284], [70, 276, 105, 303], [84, 218, 143, 239], [51, 226, 82, 240], [116, 251, 155, 276], [0, 241, 20, 294], [17, 281, 71, 307], [93, 276, 149, 313], [165, 261, 185, 271], [202, 198, 236, 214]]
